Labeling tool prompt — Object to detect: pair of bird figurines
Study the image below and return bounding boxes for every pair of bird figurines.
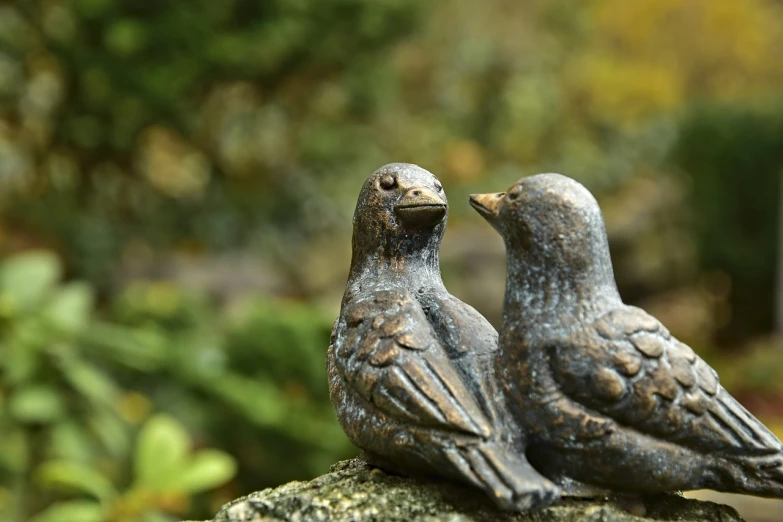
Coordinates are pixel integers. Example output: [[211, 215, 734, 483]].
[[327, 163, 783, 511]]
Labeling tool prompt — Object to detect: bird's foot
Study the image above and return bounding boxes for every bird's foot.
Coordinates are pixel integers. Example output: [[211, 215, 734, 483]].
[[508, 482, 561, 511]]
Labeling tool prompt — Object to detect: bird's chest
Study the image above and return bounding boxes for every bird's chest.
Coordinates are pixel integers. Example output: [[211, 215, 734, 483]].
[[417, 293, 498, 360]]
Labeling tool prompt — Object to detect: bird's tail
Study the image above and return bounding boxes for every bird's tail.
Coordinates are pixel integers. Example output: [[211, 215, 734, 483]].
[[443, 440, 560, 511], [719, 452, 783, 498]]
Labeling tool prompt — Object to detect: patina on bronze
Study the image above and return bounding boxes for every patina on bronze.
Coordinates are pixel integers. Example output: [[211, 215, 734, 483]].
[[328, 163, 559, 511], [470, 173, 783, 508]]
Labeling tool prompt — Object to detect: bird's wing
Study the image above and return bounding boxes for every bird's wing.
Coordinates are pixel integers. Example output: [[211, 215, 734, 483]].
[[333, 287, 492, 438], [551, 306, 781, 456]]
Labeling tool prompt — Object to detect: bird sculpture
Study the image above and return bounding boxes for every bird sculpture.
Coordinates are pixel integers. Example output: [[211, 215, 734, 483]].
[[469, 173, 783, 509], [328, 163, 559, 510]]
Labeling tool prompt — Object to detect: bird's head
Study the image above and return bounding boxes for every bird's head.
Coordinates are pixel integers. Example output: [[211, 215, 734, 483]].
[[470, 173, 617, 297], [350, 163, 448, 272]]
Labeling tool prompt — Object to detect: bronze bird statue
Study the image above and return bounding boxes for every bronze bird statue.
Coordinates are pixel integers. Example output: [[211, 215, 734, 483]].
[[328, 163, 560, 510], [469, 173, 783, 508]]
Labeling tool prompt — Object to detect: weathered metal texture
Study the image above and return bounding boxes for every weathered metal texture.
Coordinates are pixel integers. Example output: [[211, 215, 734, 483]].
[[470, 173, 783, 509], [327, 163, 559, 511]]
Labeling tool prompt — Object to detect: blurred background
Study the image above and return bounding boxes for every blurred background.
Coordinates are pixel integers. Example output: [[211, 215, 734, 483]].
[[0, 1, 781, 521]]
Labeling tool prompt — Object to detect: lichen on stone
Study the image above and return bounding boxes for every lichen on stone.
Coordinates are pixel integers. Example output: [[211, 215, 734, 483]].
[[209, 459, 744, 522]]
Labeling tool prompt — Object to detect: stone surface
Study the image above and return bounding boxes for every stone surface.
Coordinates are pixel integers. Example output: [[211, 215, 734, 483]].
[[208, 459, 744, 522]]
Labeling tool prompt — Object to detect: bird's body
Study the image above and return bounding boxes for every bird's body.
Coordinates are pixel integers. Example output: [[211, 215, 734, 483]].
[[329, 163, 557, 510], [470, 173, 783, 507], [507, 302, 783, 496]]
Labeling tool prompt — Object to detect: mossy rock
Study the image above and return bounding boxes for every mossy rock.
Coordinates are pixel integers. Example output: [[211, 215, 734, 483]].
[[209, 458, 743, 522]]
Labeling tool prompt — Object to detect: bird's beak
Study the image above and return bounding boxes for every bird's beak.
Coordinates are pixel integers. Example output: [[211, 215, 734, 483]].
[[469, 192, 504, 229], [394, 187, 447, 228]]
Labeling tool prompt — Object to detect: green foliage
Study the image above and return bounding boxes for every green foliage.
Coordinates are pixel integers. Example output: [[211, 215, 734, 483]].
[[225, 299, 332, 399], [32, 413, 237, 522], [30, 500, 105, 522], [672, 102, 783, 342], [0, 252, 350, 521], [133, 414, 236, 494], [37, 460, 118, 502], [134, 416, 192, 490], [2, 0, 426, 289], [2, 1, 783, 519], [712, 338, 783, 394], [0, 252, 62, 311]]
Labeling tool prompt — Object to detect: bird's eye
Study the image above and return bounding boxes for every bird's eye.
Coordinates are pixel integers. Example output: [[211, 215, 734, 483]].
[[507, 191, 520, 201], [434, 182, 443, 192], [379, 175, 397, 190]]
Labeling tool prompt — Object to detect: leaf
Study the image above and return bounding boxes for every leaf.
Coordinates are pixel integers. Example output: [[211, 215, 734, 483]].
[[0, 427, 29, 472], [9, 386, 65, 423], [198, 374, 348, 452], [37, 461, 117, 501], [45, 282, 95, 334], [83, 322, 168, 371], [89, 412, 131, 458], [174, 450, 237, 493], [3, 335, 40, 385], [0, 251, 61, 310], [105, 19, 148, 57], [59, 356, 120, 409], [30, 500, 105, 522], [49, 422, 94, 462], [134, 414, 189, 488]]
